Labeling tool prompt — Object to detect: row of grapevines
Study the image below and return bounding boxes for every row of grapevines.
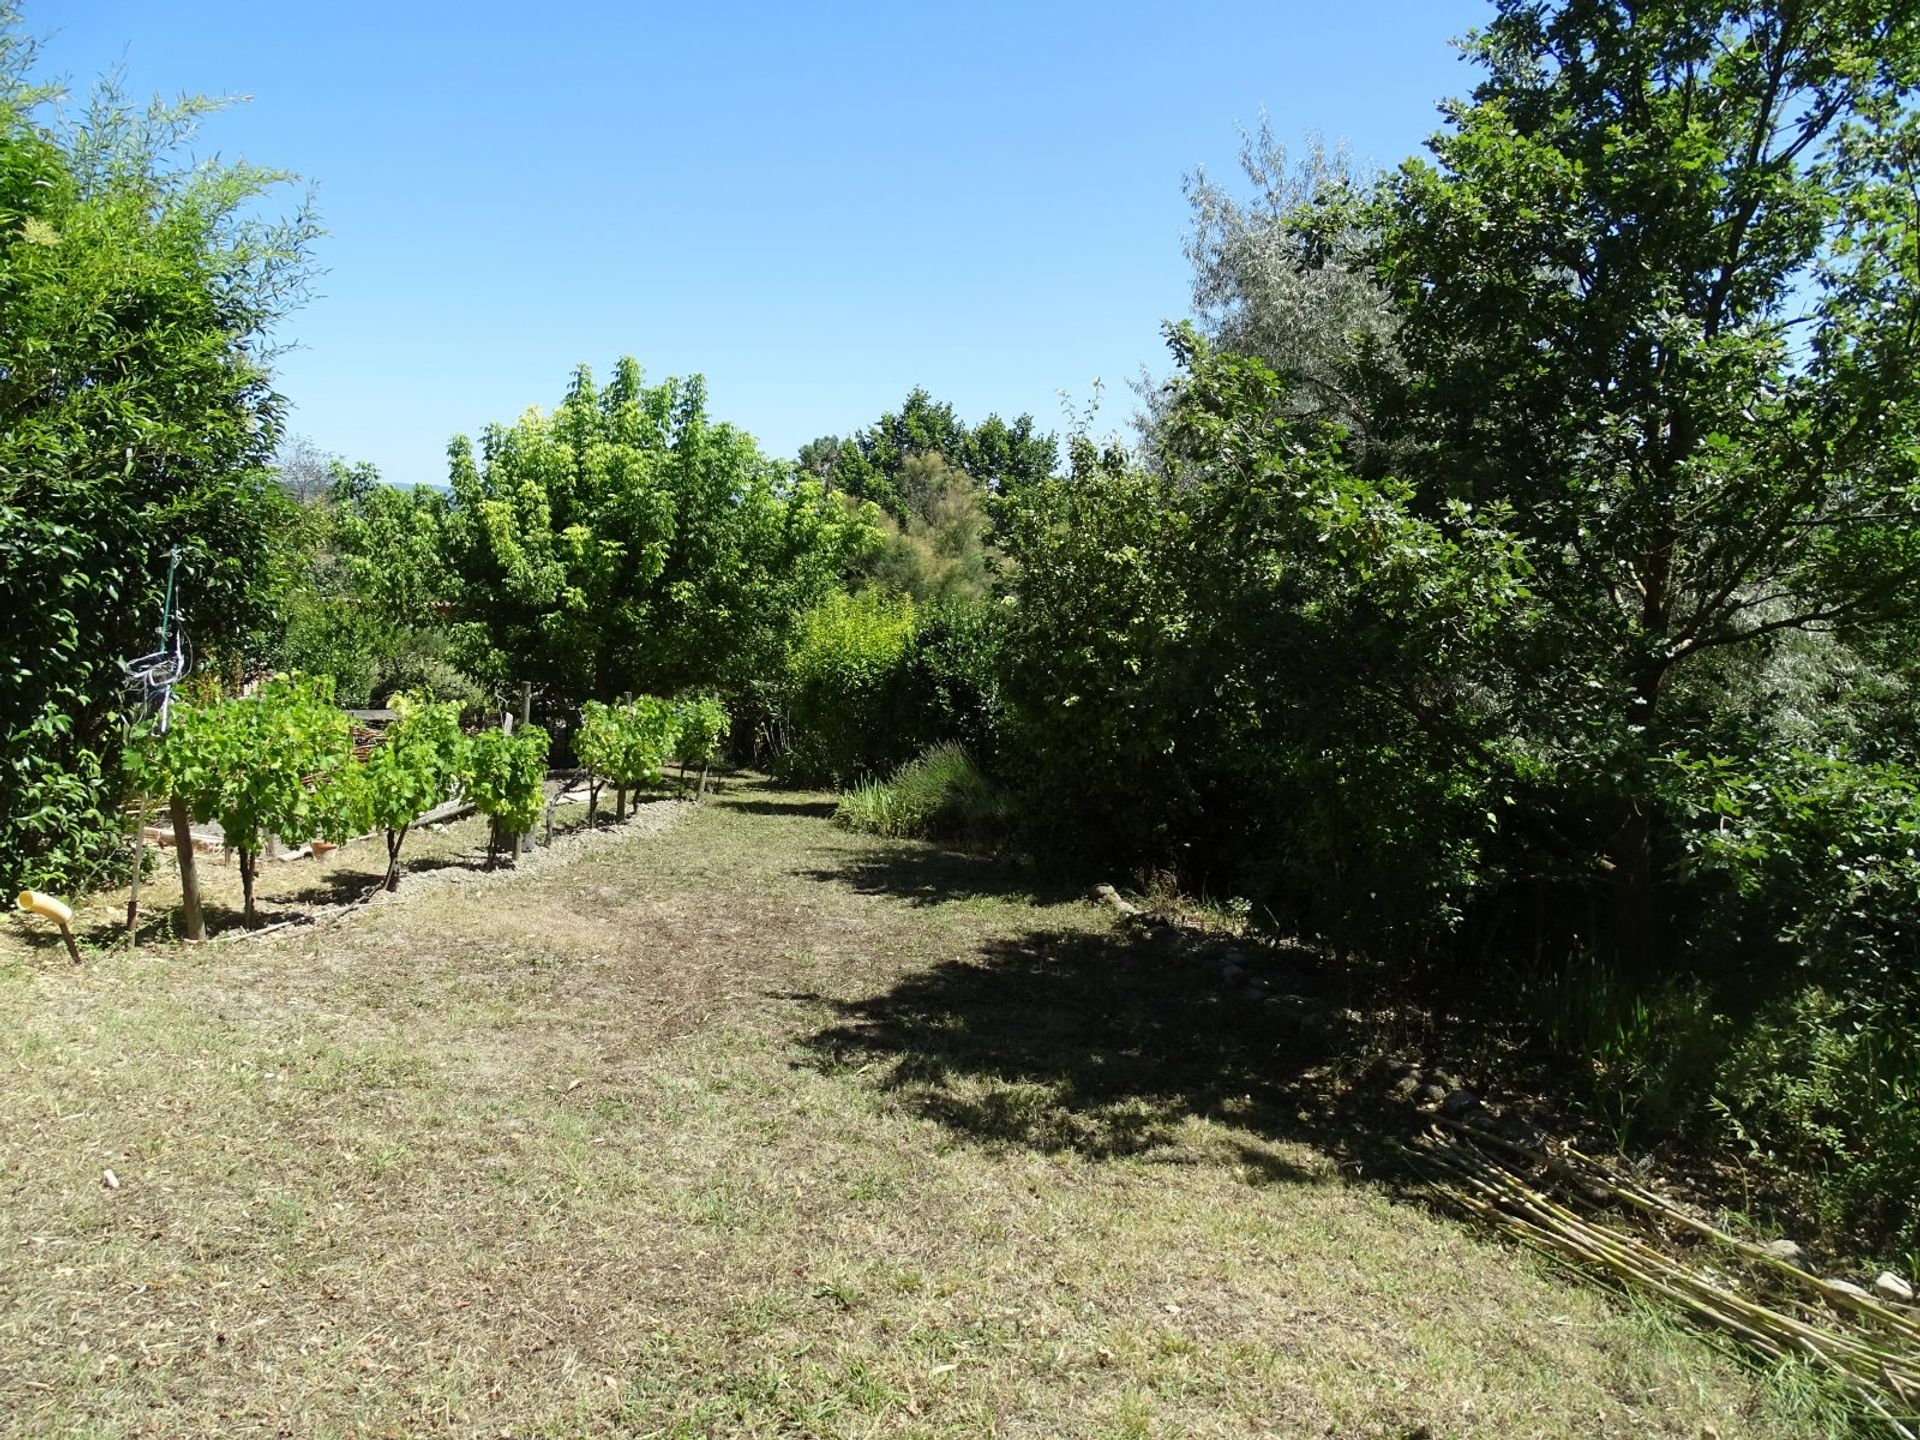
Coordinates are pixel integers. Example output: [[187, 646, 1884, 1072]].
[[576, 694, 729, 823], [131, 677, 551, 925]]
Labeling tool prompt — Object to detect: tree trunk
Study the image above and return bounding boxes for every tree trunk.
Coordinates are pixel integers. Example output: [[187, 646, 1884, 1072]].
[[1610, 662, 1671, 973], [697, 762, 709, 800], [240, 847, 260, 929], [587, 771, 601, 828], [385, 824, 408, 892], [169, 794, 205, 942], [486, 823, 499, 872], [617, 785, 627, 823]]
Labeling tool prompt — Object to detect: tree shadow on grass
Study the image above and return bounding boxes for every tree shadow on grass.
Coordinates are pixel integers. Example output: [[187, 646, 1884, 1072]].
[[800, 921, 1405, 1182], [797, 843, 1084, 910], [284, 868, 388, 907], [727, 797, 841, 820]]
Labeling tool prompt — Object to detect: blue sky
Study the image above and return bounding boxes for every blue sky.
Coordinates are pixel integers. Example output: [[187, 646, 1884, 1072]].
[[38, 2, 1489, 485]]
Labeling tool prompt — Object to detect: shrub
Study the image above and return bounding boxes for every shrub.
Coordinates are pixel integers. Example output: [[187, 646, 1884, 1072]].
[[575, 697, 677, 822], [784, 591, 918, 784], [672, 695, 729, 796], [332, 694, 467, 891], [130, 674, 354, 928], [1715, 988, 1920, 1258], [834, 743, 1009, 843], [466, 723, 549, 868]]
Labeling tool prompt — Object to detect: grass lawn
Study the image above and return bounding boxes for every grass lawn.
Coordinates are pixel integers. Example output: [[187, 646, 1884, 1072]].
[[0, 778, 1837, 1437]]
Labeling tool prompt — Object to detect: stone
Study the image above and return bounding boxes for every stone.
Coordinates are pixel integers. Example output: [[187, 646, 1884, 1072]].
[[1433, 1071, 1465, 1093], [1758, 1238, 1804, 1265], [1439, 1088, 1480, 1118], [1092, 884, 1140, 917], [1391, 1074, 1425, 1100], [1415, 1083, 1448, 1106], [1874, 1271, 1914, 1303], [1219, 964, 1247, 987]]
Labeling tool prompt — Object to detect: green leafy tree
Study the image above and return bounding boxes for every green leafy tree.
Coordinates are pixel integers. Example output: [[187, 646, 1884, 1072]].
[[1152, 123, 1400, 468], [442, 359, 871, 712], [465, 724, 549, 870], [855, 452, 995, 605], [335, 695, 467, 891], [281, 462, 470, 707], [1001, 329, 1532, 951], [0, 11, 320, 892], [1359, 0, 1920, 964], [130, 675, 353, 928], [818, 389, 1057, 520]]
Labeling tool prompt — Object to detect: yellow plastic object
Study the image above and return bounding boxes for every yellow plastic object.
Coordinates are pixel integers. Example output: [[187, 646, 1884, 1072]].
[[17, 889, 73, 927]]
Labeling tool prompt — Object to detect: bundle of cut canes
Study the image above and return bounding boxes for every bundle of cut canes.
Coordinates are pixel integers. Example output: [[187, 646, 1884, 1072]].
[[1401, 1118, 1920, 1437]]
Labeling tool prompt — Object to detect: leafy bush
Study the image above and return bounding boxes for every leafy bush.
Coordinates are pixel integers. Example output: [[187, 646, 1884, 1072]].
[[333, 695, 467, 891], [998, 334, 1528, 956], [835, 744, 1009, 843], [671, 695, 729, 796], [783, 591, 919, 784], [130, 675, 353, 927], [465, 724, 549, 868], [575, 697, 677, 822], [901, 601, 1003, 770]]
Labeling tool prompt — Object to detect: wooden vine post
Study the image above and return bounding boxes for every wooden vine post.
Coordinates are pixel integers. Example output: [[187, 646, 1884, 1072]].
[[519, 682, 535, 854]]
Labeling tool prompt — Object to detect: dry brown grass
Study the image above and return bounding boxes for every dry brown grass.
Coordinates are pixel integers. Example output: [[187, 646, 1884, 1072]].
[[0, 779, 1841, 1437]]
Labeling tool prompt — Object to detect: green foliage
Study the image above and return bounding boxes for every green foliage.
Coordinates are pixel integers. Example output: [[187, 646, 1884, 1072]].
[[1358, 0, 1920, 963], [672, 695, 729, 769], [900, 601, 1004, 770], [334, 695, 467, 890], [577, 697, 677, 788], [442, 359, 872, 711], [465, 724, 549, 867], [834, 743, 1009, 843], [812, 388, 1056, 522], [1104, 0, 1920, 1255], [1716, 988, 1920, 1260], [130, 675, 352, 926], [278, 462, 474, 708], [1001, 330, 1531, 952], [0, 12, 320, 893], [849, 451, 996, 605], [782, 591, 919, 785]]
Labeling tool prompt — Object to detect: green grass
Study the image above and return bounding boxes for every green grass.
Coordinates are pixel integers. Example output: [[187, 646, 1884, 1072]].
[[833, 743, 1009, 842], [0, 777, 1833, 1437]]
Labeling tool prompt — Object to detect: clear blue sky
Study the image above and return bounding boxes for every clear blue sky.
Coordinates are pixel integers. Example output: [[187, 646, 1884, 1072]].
[[38, 2, 1489, 485]]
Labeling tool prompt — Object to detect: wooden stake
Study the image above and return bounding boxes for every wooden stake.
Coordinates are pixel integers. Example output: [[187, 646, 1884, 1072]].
[[519, 682, 535, 854], [126, 796, 149, 949]]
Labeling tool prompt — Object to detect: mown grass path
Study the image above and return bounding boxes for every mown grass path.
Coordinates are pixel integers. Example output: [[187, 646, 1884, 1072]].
[[0, 781, 1822, 1437]]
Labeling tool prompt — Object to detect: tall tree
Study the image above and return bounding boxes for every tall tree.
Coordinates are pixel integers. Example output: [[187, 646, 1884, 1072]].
[[443, 358, 872, 709], [0, 9, 320, 891], [1364, 0, 1920, 961], [818, 389, 1057, 520]]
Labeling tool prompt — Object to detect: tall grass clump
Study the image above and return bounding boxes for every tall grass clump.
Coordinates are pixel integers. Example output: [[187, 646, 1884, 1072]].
[[834, 743, 1008, 842]]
